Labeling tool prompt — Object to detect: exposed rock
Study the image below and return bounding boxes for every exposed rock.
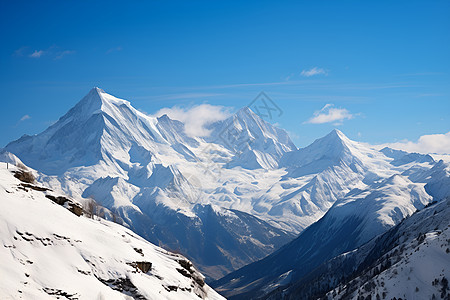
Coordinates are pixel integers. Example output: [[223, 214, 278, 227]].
[[136, 261, 152, 273], [42, 287, 78, 299], [12, 170, 35, 184], [133, 247, 144, 256], [45, 195, 83, 217], [97, 276, 146, 299], [19, 183, 51, 192], [176, 259, 205, 287], [127, 261, 152, 273]]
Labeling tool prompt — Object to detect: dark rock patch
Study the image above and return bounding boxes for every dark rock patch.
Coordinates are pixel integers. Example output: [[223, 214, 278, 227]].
[[45, 195, 83, 217], [42, 287, 78, 299], [133, 247, 144, 256], [12, 170, 35, 184], [127, 261, 152, 273], [97, 276, 146, 299], [164, 285, 179, 292], [19, 183, 51, 192]]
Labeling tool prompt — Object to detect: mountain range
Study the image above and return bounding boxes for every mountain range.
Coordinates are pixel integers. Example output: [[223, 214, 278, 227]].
[[3, 88, 450, 296]]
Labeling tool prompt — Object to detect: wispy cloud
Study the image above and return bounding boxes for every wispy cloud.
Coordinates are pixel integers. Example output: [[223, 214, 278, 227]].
[[14, 46, 75, 60], [376, 132, 450, 155], [14, 114, 31, 127], [153, 104, 232, 137], [19, 115, 31, 122], [301, 67, 328, 77], [305, 104, 354, 125], [30, 50, 45, 58]]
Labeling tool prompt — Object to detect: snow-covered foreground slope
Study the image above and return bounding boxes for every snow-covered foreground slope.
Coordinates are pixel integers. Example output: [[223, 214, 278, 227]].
[[3, 87, 445, 280], [0, 163, 224, 300], [326, 200, 450, 300], [265, 197, 450, 300]]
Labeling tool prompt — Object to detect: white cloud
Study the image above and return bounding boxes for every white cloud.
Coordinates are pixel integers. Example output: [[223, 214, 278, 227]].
[[377, 132, 450, 155], [29, 50, 45, 58], [15, 46, 74, 59], [19, 115, 31, 122], [305, 104, 353, 124], [301, 67, 328, 77], [153, 104, 232, 137]]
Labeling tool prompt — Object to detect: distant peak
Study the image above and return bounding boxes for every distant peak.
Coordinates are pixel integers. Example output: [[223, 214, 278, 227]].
[[384, 174, 408, 186], [93, 87, 104, 93], [329, 128, 344, 137], [65, 88, 134, 123], [80, 87, 104, 106], [157, 114, 171, 121], [303, 129, 356, 155], [239, 106, 253, 113], [86, 87, 105, 98], [235, 106, 260, 121], [323, 129, 349, 143], [81, 87, 131, 107]]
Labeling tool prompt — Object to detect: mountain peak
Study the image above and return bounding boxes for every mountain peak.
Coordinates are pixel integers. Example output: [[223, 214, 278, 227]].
[[86, 86, 103, 97], [157, 114, 171, 121], [237, 106, 253, 114], [92, 86, 104, 93], [67, 88, 105, 121], [316, 129, 361, 154], [84, 87, 130, 104], [235, 106, 259, 122], [71, 88, 133, 120], [280, 129, 362, 173], [84, 87, 108, 101], [325, 128, 348, 142]]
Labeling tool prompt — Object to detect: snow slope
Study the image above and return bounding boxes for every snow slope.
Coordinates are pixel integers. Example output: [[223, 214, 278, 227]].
[[326, 199, 450, 300], [268, 197, 450, 300], [0, 161, 224, 300]]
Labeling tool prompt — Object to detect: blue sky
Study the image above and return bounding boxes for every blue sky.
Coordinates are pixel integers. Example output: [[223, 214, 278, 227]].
[[1, 0, 449, 151]]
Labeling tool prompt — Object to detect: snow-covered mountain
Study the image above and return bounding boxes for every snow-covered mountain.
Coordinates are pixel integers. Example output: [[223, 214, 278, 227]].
[[4, 87, 448, 282], [0, 158, 223, 300], [212, 155, 450, 298], [4, 88, 297, 279], [324, 198, 450, 300], [206, 107, 296, 170], [263, 197, 450, 300]]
